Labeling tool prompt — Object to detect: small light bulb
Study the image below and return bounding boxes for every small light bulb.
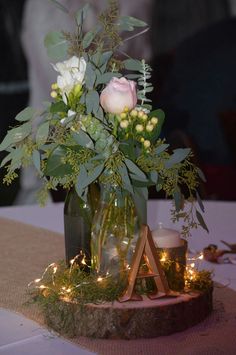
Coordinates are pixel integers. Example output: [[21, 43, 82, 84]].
[[81, 256, 86, 265], [34, 278, 41, 283]]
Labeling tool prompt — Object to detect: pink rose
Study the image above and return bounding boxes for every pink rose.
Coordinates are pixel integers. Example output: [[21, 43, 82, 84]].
[[100, 77, 137, 114]]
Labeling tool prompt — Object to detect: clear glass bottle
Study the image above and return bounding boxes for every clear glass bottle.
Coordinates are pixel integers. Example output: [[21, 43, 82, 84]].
[[91, 184, 140, 278]]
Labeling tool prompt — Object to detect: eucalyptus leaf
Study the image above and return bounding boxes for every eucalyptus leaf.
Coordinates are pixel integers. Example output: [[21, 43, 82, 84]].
[[10, 148, 24, 170], [85, 163, 104, 186], [133, 187, 147, 224], [119, 16, 147, 28], [71, 130, 94, 149], [173, 187, 182, 212], [124, 158, 147, 180], [134, 186, 149, 200], [76, 165, 88, 198], [137, 94, 151, 102], [45, 146, 72, 177], [77, 163, 104, 192], [156, 184, 163, 192], [0, 151, 14, 168], [123, 59, 142, 71], [154, 144, 169, 155], [150, 170, 158, 183], [40, 142, 58, 152], [118, 16, 147, 31], [50, 101, 67, 113], [15, 107, 35, 122], [44, 31, 68, 61], [85, 63, 96, 90], [125, 74, 140, 79], [32, 150, 41, 173], [86, 90, 100, 114], [99, 51, 113, 68], [0, 122, 32, 151], [75, 4, 90, 27], [117, 22, 134, 32], [96, 72, 121, 85], [144, 87, 153, 93], [196, 210, 209, 233], [165, 148, 191, 169], [118, 164, 133, 194], [197, 167, 207, 182], [130, 173, 148, 183], [82, 25, 101, 49], [36, 122, 49, 145], [149, 109, 165, 141], [119, 140, 135, 160], [143, 104, 152, 111], [49, 0, 69, 13], [196, 191, 205, 212], [95, 106, 104, 121]]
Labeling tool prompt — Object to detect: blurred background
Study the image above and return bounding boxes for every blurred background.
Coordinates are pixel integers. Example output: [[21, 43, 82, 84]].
[[1, 0, 236, 205]]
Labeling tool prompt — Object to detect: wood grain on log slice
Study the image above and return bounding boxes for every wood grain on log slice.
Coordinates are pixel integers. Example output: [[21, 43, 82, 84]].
[[44, 288, 213, 339]]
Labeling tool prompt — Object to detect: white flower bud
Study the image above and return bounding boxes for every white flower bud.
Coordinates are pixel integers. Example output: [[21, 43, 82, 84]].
[[146, 124, 154, 132], [138, 111, 144, 118], [120, 120, 129, 129], [50, 91, 57, 98], [51, 83, 58, 90], [130, 109, 138, 117], [143, 140, 151, 148], [135, 124, 144, 132], [120, 112, 127, 119], [142, 114, 148, 121], [151, 117, 158, 125]]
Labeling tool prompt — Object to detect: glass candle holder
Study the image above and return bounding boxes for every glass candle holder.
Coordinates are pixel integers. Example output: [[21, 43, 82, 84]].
[[157, 240, 188, 292]]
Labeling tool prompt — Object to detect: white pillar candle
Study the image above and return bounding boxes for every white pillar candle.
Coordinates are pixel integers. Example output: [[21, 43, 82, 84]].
[[151, 222, 182, 248]]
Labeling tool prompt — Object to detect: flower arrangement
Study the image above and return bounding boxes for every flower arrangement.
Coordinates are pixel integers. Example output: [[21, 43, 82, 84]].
[[0, 2, 214, 337], [0, 0, 207, 238]]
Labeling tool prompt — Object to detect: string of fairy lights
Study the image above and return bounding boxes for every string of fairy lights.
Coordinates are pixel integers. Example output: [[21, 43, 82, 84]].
[[28, 248, 207, 302]]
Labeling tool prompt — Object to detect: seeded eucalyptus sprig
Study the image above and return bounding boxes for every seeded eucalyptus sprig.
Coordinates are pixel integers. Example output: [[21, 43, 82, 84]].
[[0, 0, 208, 236]]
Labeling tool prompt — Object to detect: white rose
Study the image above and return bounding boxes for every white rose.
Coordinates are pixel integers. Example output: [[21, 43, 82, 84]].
[[52, 56, 86, 104]]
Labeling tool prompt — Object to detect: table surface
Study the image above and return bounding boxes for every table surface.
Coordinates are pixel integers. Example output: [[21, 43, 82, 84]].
[[0, 199, 236, 354]]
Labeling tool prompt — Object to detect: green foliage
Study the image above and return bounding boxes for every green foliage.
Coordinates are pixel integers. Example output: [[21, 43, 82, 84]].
[[0, 0, 207, 235], [117, 16, 147, 31], [28, 259, 213, 330], [44, 31, 68, 60], [15, 107, 35, 122], [29, 261, 127, 306], [137, 60, 153, 109], [0, 122, 32, 151], [185, 269, 213, 292]]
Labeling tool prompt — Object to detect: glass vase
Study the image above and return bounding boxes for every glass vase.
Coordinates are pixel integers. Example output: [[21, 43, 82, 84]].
[[91, 184, 141, 278], [64, 185, 98, 269]]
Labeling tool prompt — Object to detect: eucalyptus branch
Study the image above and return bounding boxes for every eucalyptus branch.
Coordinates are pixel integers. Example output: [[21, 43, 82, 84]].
[[137, 59, 153, 109], [123, 27, 150, 43]]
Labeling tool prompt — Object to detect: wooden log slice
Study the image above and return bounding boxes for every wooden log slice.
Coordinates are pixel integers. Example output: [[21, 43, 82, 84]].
[[44, 289, 213, 339]]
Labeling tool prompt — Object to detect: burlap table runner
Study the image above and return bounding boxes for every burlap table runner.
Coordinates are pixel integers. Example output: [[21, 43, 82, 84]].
[[0, 216, 236, 355]]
